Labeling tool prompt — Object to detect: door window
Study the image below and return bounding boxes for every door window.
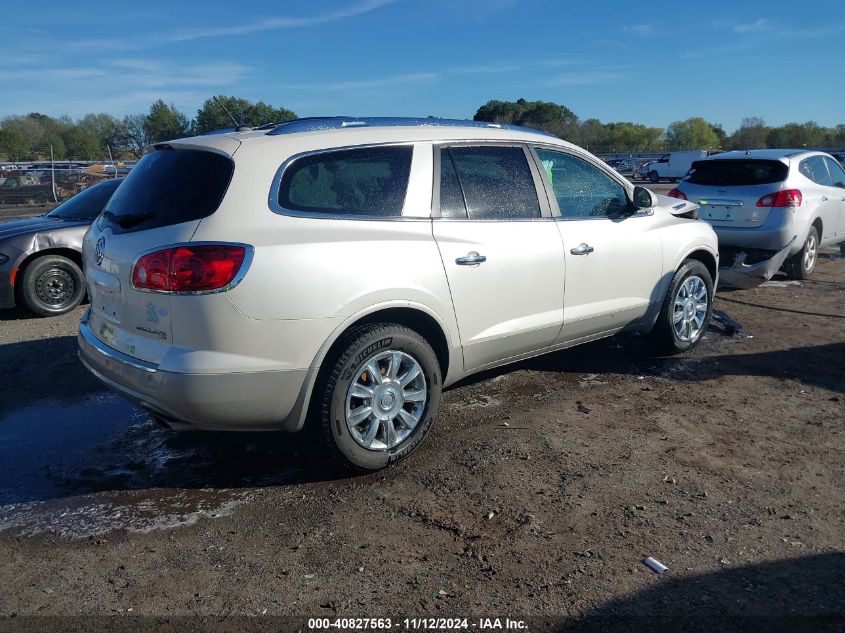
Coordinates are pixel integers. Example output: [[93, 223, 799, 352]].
[[438, 146, 541, 219], [535, 149, 630, 218]]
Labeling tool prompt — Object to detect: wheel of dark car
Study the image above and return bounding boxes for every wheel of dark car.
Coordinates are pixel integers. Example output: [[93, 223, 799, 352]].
[[20, 254, 85, 316], [785, 226, 819, 280], [315, 323, 442, 472], [650, 259, 713, 354], [649, 171, 659, 183]]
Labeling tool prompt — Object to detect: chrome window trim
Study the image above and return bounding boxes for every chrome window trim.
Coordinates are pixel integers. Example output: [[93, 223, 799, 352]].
[[129, 241, 255, 295], [430, 141, 553, 221], [267, 142, 425, 221], [79, 310, 158, 373]]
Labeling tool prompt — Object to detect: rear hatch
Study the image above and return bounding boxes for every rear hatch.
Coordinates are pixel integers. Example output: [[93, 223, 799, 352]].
[[681, 159, 789, 228], [82, 145, 235, 365]]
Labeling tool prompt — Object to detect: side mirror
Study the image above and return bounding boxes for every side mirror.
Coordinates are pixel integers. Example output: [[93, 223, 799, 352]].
[[632, 185, 654, 209]]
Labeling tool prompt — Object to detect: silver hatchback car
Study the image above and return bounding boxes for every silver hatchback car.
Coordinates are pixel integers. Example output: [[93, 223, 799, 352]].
[[669, 150, 845, 285], [78, 117, 718, 471]]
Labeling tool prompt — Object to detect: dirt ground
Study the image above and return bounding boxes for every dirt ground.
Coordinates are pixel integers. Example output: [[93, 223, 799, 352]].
[[0, 247, 843, 632]]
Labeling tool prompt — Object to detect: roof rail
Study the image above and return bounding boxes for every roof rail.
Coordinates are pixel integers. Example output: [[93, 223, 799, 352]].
[[265, 116, 557, 137]]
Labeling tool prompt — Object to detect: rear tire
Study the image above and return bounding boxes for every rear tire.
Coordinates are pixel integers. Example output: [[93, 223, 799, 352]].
[[315, 323, 442, 472], [785, 226, 819, 280], [650, 259, 713, 355], [20, 254, 85, 316]]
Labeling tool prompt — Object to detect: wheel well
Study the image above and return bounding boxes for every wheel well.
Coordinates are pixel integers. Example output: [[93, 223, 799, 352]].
[[340, 308, 450, 377], [812, 217, 823, 238], [317, 307, 450, 383], [686, 249, 717, 282]]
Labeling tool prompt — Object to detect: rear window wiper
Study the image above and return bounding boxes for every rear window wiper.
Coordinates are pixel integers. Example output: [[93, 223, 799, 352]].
[[113, 212, 157, 229]]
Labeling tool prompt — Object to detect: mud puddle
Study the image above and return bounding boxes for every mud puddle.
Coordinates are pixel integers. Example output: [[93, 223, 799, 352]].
[[0, 391, 327, 537]]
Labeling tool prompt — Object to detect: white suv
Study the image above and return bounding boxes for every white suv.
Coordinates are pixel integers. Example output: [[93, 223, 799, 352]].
[[78, 117, 718, 471]]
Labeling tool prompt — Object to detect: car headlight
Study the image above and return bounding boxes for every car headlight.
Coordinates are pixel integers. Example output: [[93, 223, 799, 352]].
[[0, 253, 8, 265]]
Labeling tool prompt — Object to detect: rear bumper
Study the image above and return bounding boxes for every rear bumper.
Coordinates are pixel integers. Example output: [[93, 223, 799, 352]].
[[707, 207, 801, 254], [718, 237, 797, 289], [78, 310, 308, 431]]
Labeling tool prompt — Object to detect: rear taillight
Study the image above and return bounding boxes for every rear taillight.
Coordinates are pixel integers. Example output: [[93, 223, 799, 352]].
[[756, 189, 802, 208], [132, 244, 248, 293], [667, 188, 687, 200]]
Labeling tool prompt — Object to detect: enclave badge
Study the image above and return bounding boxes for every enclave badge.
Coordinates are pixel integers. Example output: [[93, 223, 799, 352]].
[[95, 237, 105, 265]]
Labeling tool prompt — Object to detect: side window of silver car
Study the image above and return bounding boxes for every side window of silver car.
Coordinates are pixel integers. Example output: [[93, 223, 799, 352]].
[[800, 157, 833, 187], [535, 149, 629, 219]]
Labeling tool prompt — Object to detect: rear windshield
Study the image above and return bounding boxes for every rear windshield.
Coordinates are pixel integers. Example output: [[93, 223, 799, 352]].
[[685, 159, 788, 186], [102, 148, 233, 233]]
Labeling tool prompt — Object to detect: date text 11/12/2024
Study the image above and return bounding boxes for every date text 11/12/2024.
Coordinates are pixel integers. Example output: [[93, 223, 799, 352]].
[[306, 617, 529, 630]]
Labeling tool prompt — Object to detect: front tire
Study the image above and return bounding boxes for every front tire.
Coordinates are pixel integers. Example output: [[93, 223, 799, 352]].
[[649, 171, 660, 183], [785, 226, 819, 280], [20, 254, 85, 316], [650, 259, 713, 354], [315, 323, 442, 472]]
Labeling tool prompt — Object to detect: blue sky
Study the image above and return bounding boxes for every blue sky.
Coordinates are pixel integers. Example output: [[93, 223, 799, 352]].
[[2, 0, 843, 132]]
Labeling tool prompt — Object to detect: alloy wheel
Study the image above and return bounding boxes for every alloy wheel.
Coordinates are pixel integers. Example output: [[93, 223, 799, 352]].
[[345, 350, 427, 450]]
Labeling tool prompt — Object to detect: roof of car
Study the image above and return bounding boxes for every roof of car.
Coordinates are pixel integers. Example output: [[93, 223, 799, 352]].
[[702, 149, 821, 161], [170, 116, 573, 155]]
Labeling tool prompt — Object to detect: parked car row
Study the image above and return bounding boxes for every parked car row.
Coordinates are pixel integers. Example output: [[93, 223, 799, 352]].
[[2, 117, 843, 472]]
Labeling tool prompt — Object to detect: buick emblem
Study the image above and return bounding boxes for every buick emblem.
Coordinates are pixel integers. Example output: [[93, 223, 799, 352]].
[[95, 237, 105, 266]]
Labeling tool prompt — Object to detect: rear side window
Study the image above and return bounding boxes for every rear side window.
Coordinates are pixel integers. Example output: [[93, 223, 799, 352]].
[[799, 156, 833, 186], [103, 149, 233, 233], [686, 160, 788, 186], [278, 146, 412, 217], [824, 156, 845, 186], [442, 146, 540, 220]]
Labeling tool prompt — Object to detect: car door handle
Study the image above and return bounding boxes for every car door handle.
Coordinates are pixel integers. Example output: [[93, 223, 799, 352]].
[[570, 243, 594, 255], [822, 195, 829, 201], [456, 252, 487, 265]]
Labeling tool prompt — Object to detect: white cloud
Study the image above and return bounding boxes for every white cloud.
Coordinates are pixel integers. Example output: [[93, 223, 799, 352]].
[[623, 24, 652, 36], [733, 18, 770, 33], [65, 0, 396, 52]]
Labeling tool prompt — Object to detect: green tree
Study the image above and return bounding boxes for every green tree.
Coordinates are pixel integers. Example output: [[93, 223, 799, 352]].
[[766, 121, 826, 148], [143, 100, 190, 144], [0, 127, 29, 160], [61, 126, 101, 160], [79, 113, 127, 156], [473, 98, 578, 139], [665, 117, 719, 150], [122, 114, 150, 158], [709, 123, 728, 149], [729, 117, 769, 150], [193, 96, 297, 134]]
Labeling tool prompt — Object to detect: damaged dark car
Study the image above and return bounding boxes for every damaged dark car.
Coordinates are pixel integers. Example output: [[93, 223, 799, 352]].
[[0, 177, 123, 316]]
